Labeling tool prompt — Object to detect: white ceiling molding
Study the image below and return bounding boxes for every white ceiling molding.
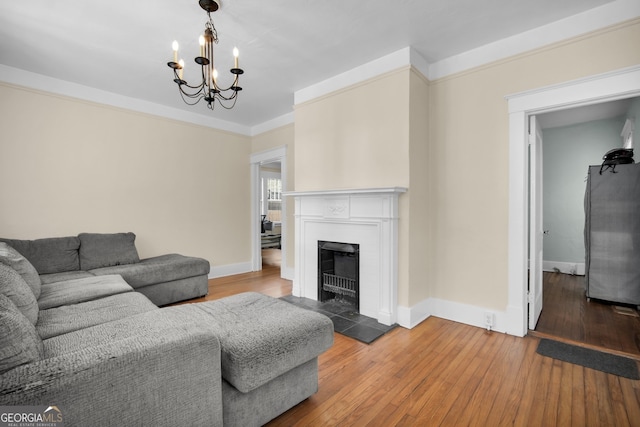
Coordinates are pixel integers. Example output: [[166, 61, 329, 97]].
[[293, 47, 429, 107], [249, 112, 294, 136], [0, 64, 252, 136], [2, 1, 636, 137], [429, 0, 640, 80]]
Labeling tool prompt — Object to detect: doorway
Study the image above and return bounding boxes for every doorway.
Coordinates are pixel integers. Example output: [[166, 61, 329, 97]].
[[250, 146, 288, 277], [531, 97, 640, 356], [506, 65, 640, 338]]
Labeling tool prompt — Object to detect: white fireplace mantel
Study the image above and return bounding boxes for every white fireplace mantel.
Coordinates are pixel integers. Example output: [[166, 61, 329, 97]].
[[285, 187, 407, 325]]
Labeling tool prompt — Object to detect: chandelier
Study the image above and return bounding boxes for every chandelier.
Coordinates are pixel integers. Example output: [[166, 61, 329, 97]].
[[167, 0, 244, 110]]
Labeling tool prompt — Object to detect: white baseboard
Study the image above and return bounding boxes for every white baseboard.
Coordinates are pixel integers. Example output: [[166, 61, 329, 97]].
[[397, 297, 515, 335], [543, 260, 585, 276], [208, 262, 252, 279], [282, 266, 295, 281], [397, 299, 431, 329]]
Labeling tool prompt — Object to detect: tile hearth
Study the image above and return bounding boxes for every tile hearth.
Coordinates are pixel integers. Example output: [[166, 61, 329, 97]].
[[281, 295, 397, 344]]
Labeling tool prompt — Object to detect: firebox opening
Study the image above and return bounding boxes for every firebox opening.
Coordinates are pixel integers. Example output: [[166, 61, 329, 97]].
[[318, 240, 360, 311]]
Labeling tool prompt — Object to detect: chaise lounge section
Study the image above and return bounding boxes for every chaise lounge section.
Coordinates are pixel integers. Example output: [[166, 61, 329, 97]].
[[0, 240, 334, 426]]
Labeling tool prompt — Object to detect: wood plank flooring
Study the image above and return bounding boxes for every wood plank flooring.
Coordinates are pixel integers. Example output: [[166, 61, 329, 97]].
[[183, 260, 640, 426], [533, 272, 640, 359]]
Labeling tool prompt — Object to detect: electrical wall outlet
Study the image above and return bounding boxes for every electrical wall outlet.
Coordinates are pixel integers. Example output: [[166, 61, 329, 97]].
[[484, 311, 495, 330]]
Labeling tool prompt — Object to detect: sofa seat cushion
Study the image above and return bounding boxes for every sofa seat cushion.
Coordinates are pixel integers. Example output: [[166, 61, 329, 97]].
[[89, 254, 210, 288], [38, 275, 134, 310], [0, 263, 38, 325], [36, 292, 158, 340], [193, 292, 334, 393], [0, 237, 80, 274], [0, 243, 42, 299], [0, 294, 44, 374], [42, 306, 218, 357], [39, 270, 96, 285]]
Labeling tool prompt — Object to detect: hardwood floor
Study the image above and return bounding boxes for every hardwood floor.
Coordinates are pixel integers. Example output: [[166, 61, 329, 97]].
[[186, 265, 640, 426], [533, 272, 640, 359]]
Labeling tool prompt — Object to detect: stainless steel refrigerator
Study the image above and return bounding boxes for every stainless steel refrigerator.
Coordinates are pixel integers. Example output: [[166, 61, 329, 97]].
[[584, 162, 640, 306]]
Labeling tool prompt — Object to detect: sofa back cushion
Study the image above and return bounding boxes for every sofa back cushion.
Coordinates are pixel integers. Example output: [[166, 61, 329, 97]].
[[78, 232, 140, 271], [0, 293, 44, 374], [0, 242, 42, 299], [0, 237, 81, 274], [0, 262, 38, 325]]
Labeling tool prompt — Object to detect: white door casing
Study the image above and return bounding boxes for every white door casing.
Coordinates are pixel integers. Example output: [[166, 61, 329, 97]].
[[528, 115, 543, 330], [506, 65, 640, 337], [249, 146, 287, 275]]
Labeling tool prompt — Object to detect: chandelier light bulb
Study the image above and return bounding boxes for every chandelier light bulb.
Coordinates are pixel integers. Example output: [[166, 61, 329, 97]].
[[233, 47, 239, 68], [172, 40, 179, 63], [178, 59, 185, 80], [213, 68, 218, 85]]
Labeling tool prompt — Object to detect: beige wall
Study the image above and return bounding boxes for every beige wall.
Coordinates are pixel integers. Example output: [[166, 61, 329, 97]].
[[251, 124, 295, 269], [294, 68, 417, 306], [291, 18, 640, 313], [407, 70, 431, 305], [1, 17, 638, 316], [428, 19, 640, 311], [294, 69, 411, 190], [0, 83, 252, 268]]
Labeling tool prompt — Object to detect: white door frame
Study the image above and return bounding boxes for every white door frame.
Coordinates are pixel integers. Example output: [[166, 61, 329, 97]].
[[250, 146, 288, 275], [505, 65, 640, 337]]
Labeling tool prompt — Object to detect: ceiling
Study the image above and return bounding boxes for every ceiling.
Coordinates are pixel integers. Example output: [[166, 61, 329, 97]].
[[538, 98, 635, 130], [0, 0, 624, 130]]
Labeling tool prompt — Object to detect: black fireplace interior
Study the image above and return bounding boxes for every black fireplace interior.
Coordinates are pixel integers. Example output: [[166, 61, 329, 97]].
[[318, 241, 360, 310]]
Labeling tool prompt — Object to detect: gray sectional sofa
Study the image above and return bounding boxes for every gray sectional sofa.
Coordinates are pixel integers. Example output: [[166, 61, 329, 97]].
[[0, 233, 210, 306], [0, 238, 334, 426]]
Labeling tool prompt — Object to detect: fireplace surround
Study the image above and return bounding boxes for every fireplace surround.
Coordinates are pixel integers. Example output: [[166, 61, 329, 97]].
[[287, 187, 406, 325]]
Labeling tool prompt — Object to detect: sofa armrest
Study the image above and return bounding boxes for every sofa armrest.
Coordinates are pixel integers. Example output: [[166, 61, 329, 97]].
[[0, 323, 223, 426]]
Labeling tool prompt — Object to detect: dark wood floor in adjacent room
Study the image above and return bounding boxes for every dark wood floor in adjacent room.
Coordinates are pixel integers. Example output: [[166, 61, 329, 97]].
[[181, 257, 640, 426], [533, 271, 640, 359]]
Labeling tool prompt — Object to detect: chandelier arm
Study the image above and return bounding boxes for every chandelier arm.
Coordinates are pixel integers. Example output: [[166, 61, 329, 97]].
[[168, 1, 243, 111], [172, 68, 208, 92], [213, 74, 241, 93]]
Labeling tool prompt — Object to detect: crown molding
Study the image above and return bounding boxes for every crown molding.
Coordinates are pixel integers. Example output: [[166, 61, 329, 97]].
[[428, 0, 640, 80], [249, 112, 294, 136], [2, 0, 636, 135], [0, 64, 252, 136], [293, 47, 430, 106]]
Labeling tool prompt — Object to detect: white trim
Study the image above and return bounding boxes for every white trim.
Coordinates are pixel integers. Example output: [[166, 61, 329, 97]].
[[396, 300, 431, 329], [285, 187, 407, 197], [282, 266, 295, 281], [250, 146, 288, 276], [3, 1, 636, 134], [291, 188, 404, 325], [396, 296, 512, 333], [429, 0, 640, 80], [209, 262, 253, 279], [0, 64, 251, 135], [428, 298, 508, 334], [542, 260, 585, 276], [506, 65, 640, 337], [294, 47, 418, 106], [250, 146, 287, 164], [250, 113, 295, 136]]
